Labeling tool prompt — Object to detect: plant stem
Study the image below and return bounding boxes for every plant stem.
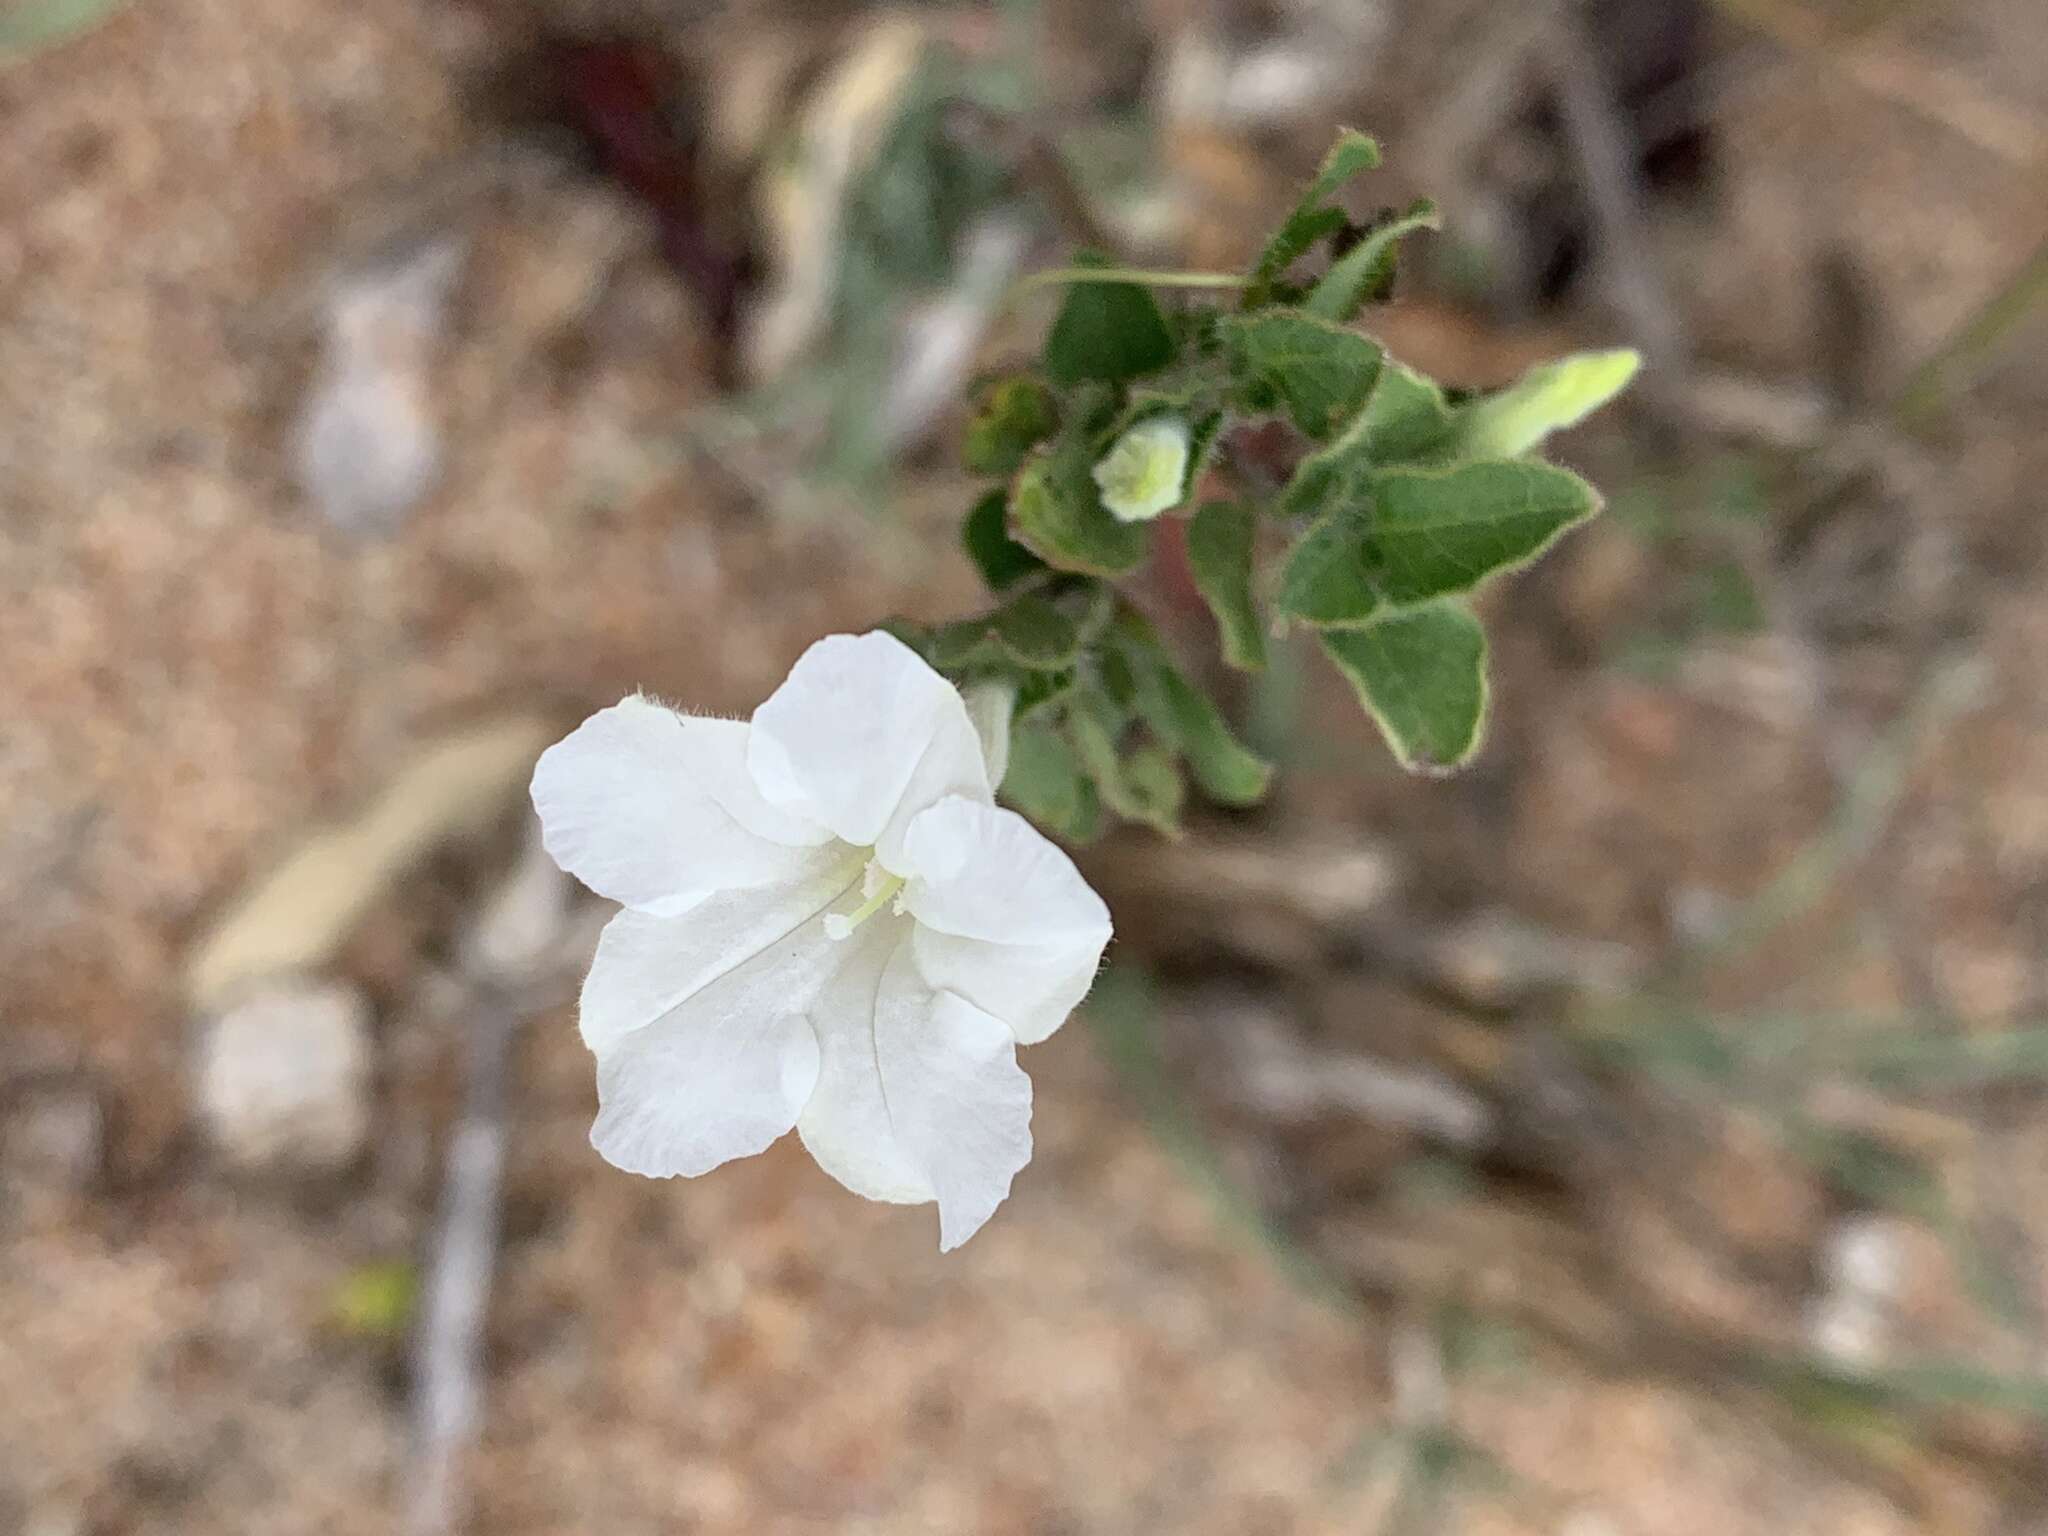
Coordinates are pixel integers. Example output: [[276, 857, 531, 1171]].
[[1011, 267, 1251, 296], [1894, 238, 2048, 421]]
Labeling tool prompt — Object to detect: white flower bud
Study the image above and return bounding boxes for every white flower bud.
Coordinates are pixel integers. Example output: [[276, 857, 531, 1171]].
[[1092, 415, 1191, 523]]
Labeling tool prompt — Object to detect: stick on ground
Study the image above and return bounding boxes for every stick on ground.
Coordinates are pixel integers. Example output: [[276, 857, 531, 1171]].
[[405, 996, 519, 1536]]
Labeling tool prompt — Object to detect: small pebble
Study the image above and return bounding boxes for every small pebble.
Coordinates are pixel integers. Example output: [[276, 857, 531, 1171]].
[[292, 237, 464, 536], [196, 977, 373, 1175], [1805, 1214, 1907, 1365]]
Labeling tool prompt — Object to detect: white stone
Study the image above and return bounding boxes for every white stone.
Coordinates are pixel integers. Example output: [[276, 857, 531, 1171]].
[[198, 978, 373, 1174], [292, 237, 464, 536]]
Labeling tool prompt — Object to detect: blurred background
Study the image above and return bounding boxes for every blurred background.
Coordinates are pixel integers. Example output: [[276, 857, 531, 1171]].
[[4, 0, 2047, 1531]]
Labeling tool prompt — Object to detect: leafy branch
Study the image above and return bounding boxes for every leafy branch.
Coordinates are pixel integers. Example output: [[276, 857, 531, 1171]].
[[898, 130, 1637, 838]]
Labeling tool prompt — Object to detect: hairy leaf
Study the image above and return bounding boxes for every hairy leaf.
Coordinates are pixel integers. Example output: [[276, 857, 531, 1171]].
[[1181, 408, 1224, 504], [1011, 436, 1148, 576], [1223, 311, 1384, 440], [1044, 255, 1175, 384], [1067, 694, 1184, 836], [1126, 647, 1272, 806], [1273, 357, 1462, 521], [1365, 460, 1601, 604], [1244, 130, 1382, 307], [1014, 665, 1078, 718], [1321, 601, 1489, 772], [929, 592, 1080, 672], [1186, 502, 1267, 670], [1304, 200, 1441, 322], [1352, 358, 1458, 465], [1116, 744, 1187, 834], [1276, 507, 1380, 627], [1000, 719, 1101, 842], [961, 488, 1046, 592]]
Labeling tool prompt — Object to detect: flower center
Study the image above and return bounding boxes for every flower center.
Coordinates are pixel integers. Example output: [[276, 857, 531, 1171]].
[[823, 859, 907, 941]]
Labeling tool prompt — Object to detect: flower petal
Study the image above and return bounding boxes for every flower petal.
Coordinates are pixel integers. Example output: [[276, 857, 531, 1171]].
[[909, 932, 1100, 1048], [580, 853, 862, 1177], [533, 698, 833, 914], [578, 847, 861, 1057], [898, 796, 1113, 1044], [796, 926, 1032, 1249], [876, 965, 1033, 1251], [747, 632, 991, 869], [590, 1002, 820, 1180], [794, 920, 935, 1207]]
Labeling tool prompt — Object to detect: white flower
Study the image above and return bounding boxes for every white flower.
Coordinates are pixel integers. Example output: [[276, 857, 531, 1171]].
[[1092, 414, 1191, 523], [530, 631, 1113, 1250]]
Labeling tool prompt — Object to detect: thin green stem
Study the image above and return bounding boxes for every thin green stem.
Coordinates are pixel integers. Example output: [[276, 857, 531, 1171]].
[[1894, 238, 2048, 421], [1010, 266, 1251, 296]]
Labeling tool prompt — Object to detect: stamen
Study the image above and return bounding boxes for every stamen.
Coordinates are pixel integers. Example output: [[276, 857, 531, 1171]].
[[824, 868, 906, 940]]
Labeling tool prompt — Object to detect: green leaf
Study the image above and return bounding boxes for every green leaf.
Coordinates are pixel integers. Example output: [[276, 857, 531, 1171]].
[[1181, 408, 1224, 505], [1067, 693, 1184, 836], [1015, 665, 1078, 718], [1186, 502, 1267, 670], [961, 488, 1046, 592], [1271, 358, 1459, 523], [1244, 130, 1382, 307], [1304, 200, 1441, 322], [1320, 601, 1489, 773], [1096, 640, 1139, 711], [1011, 663, 1081, 724], [1001, 719, 1101, 842], [1276, 507, 1380, 627], [1450, 348, 1640, 459], [1250, 209, 1345, 306], [1352, 358, 1457, 465], [1277, 422, 1602, 630], [988, 594, 1081, 668], [1011, 433, 1148, 577], [1272, 432, 1361, 523], [1364, 460, 1601, 604], [1117, 744, 1187, 834], [963, 375, 1058, 476], [1223, 311, 1384, 440], [1043, 254, 1176, 384], [929, 592, 1081, 672], [1123, 640, 1273, 806]]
